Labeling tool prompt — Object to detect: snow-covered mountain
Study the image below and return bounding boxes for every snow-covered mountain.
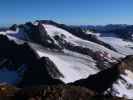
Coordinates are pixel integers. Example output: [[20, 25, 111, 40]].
[[0, 20, 133, 99]]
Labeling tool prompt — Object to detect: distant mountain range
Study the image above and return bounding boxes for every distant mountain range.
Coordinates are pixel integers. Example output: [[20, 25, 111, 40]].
[[80, 24, 133, 41]]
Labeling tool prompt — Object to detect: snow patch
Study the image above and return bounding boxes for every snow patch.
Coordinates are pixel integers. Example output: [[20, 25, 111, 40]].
[[36, 49, 98, 83], [98, 36, 133, 55]]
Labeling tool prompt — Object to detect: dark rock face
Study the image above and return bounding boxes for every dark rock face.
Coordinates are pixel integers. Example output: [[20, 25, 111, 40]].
[[0, 35, 39, 70], [120, 55, 133, 72], [0, 35, 63, 87], [9, 24, 18, 31], [19, 57, 64, 87], [39, 57, 64, 79], [10, 22, 61, 50], [64, 42, 95, 57], [24, 22, 60, 49]]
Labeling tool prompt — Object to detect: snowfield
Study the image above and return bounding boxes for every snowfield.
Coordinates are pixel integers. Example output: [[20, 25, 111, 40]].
[[36, 49, 98, 83], [98, 36, 133, 55], [43, 24, 123, 58]]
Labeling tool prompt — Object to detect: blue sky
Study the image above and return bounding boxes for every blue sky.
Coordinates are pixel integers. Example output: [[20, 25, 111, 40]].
[[0, 0, 133, 26]]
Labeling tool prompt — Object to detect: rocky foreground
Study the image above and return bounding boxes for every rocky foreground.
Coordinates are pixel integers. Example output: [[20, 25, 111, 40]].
[[0, 84, 127, 100]]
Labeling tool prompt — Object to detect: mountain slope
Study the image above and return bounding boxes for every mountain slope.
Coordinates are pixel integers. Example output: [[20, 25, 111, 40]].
[[0, 20, 133, 99]]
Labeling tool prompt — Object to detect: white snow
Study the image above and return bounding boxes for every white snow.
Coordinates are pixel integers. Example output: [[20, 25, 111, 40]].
[[43, 24, 123, 58], [113, 70, 133, 99], [98, 36, 133, 55], [85, 30, 101, 37], [125, 70, 133, 81], [0, 31, 17, 36], [43, 24, 78, 45], [35, 48, 98, 83], [0, 32, 7, 35], [113, 79, 133, 99]]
